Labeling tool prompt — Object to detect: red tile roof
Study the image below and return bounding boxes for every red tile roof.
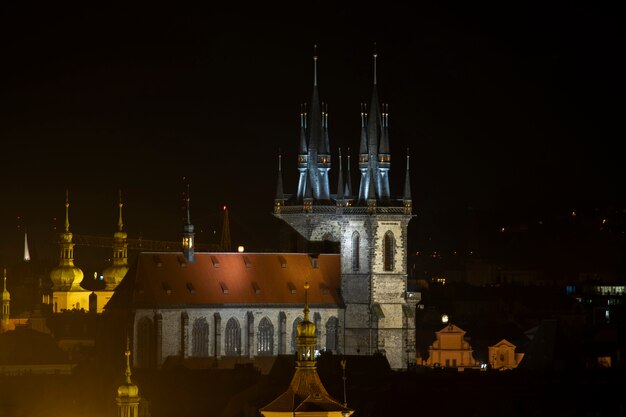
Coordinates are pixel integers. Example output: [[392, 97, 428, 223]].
[[125, 252, 342, 308]]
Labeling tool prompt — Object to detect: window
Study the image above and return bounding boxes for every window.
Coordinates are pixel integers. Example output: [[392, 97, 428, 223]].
[[137, 317, 155, 368], [192, 318, 209, 357], [257, 317, 274, 355], [225, 318, 241, 356], [352, 231, 360, 271], [383, 231, 395, 271], [325, 317, 338, 353]]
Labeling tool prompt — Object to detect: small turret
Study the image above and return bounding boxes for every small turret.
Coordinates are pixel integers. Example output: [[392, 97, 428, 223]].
[[2, 268, 10, 330], [403, 149, 412, 215], [182, 183, 195, 263], [274, 152, 285, 213], [344, 149, 353, 203], [336, 147, 344, 206]]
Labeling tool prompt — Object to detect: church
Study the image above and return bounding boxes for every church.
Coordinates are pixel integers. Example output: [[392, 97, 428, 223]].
[[105, 51, 417, 370]]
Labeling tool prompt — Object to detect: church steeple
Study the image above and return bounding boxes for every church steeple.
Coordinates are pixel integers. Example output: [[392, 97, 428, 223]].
[[345, 149, 353, 202], [49, 190, 84, 291], [117, 337, 140, 417], [103, 190, 129, 291], [182, 183, 195, 263]]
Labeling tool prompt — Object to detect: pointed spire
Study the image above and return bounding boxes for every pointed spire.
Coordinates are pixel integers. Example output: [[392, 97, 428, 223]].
[[124, 336, 133, 384], [299, 104, 308, 154], [379, 103, 390, 154], [373, 43, 378, 86], [336, 148, 344, 203], [3, 268, 7, 292], [345, 149, 352, 199], [303, 281, 310, 321], [221, 205, 231, 252], [404, 148, 412, 201], [313, 44, 318, 87], [182, 181, 195, 262], [117, 189, 124, 232], [64, 189, 70, 232], [24, 232, 31, 262], [359, 103, 368, 155]]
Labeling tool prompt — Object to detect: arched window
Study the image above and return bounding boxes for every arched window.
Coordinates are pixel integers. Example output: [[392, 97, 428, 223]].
[[325, 317, 339, 353], [136, 317, 155, 368], [192, 318, 209, 357], [291, 317, 302, 353], [225, 318, 241, 356], [383, 231, 395, 271], [352, 231, 360, 271], [257, 317, 274, 356]]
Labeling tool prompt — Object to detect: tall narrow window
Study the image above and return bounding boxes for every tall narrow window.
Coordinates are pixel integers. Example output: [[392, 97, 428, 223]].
[[257, 317, 274, 356], [136, 317, 155, 368], [291, 317, 302, 353], [225, 318, 241, 356], [383, 231, 395, 271], [192, 318, 209, 357], [352, 231, 360, 271], [325, 316, 339, 353]]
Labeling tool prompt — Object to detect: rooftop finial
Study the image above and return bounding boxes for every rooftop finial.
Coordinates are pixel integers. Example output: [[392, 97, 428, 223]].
[[3, 268, 6, 291], [186, 183, 191, 225], [64, 189, 70, 232], [373, 43, 378, 85], [117, 189, 124, 232], [303, 281, 310, 321], [124, 335, 132, 383], [313, 44, 318, 87]]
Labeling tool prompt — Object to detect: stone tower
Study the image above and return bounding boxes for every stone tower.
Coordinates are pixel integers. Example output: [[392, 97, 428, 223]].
[[274, 51, 415, 369]]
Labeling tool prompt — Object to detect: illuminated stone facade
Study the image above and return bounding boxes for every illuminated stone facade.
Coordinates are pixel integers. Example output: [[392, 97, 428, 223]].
[[422, 324, 479, 371]]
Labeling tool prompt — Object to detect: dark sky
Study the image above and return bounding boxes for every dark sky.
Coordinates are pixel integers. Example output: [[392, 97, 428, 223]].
[[0, 3, 623, 268]]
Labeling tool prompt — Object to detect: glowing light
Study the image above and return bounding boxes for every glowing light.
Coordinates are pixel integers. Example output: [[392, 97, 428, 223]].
[[223, 205, 227, 211], [237, 246, 244, 253], [441, 314, 449, 323]]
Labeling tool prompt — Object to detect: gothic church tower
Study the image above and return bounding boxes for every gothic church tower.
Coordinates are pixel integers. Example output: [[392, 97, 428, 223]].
[[274, 51, 415, 369]]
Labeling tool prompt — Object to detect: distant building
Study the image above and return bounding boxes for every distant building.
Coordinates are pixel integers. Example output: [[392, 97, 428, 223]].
[[488, 339, 524, 370], [421, 323, 479, 371]]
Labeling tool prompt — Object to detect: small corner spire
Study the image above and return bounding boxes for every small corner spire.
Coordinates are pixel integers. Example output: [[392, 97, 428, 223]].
[[3, 268, 6, 291], [185, 183, 191, 226]]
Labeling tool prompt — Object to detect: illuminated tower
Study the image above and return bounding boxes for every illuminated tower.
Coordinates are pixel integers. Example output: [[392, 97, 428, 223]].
[[182, 184, 195, 263], [49, 191, 89, 312], [274, 51, 416, 370], [2, 269, 10, 331], [103, 190, 129, 290], [274, 152, 285, 213], [117, 338, 140, 417], [259, 283, 354, 417]]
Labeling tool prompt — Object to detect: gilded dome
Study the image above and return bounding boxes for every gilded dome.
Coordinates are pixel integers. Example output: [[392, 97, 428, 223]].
[[117, 381, 139, 399], [50, 265, 84, 291], [102, 265, 129, 290], [297, 318, 317, 338]]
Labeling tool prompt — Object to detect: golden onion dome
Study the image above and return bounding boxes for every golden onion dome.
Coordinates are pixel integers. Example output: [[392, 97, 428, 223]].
[[297, 318, 317, 338], [50, 265, 84, 291], [114, 230, 128, 240], [117, 381, 140, 399], [102, 265, 129, 290]]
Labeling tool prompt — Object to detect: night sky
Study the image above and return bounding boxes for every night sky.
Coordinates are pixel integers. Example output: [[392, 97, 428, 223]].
[[0, 4, 623, 272]]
